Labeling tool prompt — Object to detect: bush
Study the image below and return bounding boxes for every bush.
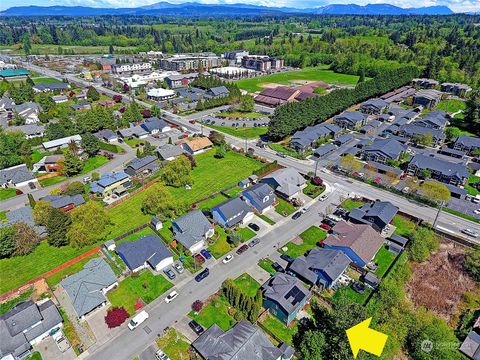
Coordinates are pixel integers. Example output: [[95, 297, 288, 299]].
[[253, 161, 278, 176], [192, 300, 203, 313], [105, 307, 129, 328], [409, 227, 439, 263]]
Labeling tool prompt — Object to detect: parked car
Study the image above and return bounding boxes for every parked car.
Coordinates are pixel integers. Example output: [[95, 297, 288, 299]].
[[165, 290, 179, 304], [82, 176, 91, 184], [474, 209, 480, 215], [155, 349, 170, 360], [462, 228, 479, 238], [173, 263, 184, 274], [222, 254, 234, 264], [292, 212, 302, 220], [128, 310, 149, 330], [188, 320, 204, 335], [323, 219, 336, 228], [280, 253, 294, 263], [248, 238, 260, 247], [272, 262, 284, 273], [200, 249, 212, 260], [195, 268, 210, 282], [333, 208, 348, 217], [319, 193, 328, 201], [320, 223, 332, 231], [248, 223, 260, 231], [352, 282, 366, 294], [53, 332, 71, 353], [163, 267, 176, 280], [276, 152, 287, 158], [236, 244, 249, 255], [194, 254, 206, 264]]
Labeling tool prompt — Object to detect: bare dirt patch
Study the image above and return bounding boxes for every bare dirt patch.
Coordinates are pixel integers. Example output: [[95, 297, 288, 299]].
[[406, 242, 476, 323]]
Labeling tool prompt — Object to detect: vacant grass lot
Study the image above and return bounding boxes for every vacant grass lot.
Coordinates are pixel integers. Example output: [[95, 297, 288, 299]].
[[196, 194, 228, 210], [188, 295, 235, 331], [206, 124, 268, 139], [233, 273, 260, 297], [216, 111, 264, 119], [280, 226, 326, 259], [156, 328, 191, 360], [393, 215, 417, 238], [236, 66, 360, 93], [107, 270, 172, 315], [208, 226, 231, 259]]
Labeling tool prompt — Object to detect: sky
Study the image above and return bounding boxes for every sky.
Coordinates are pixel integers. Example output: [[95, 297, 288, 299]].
[[0, 0, 479, 13]]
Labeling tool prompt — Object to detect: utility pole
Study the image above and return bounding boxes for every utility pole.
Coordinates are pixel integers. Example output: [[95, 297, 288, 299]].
[[432, 201, 444, 229], [315, 158, 321, 177]]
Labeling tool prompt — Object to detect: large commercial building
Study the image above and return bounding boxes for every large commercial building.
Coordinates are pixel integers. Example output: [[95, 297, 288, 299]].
[[111, 62, 152, 75], [241, 55, 284, 72], [159, 53, 222, 71]]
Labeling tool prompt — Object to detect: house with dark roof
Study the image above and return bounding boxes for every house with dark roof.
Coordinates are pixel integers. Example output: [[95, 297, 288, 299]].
[[206, 86, 230, 98], [141, 117, 171, 134], [438, 146, 466, 159], [397, 124, 445, 146], [334, 111, 367, 130], [14, 102, 42, 124], [241, 183, 276, 214], [33, 82, 70, 93], [0, 96, 15, 112], [94, 128, 118, 143], [412, 89, 442, 109], [262, 273, 311, 325], [313, 143, 336, 158], [290, 123, 340, 151], [172, 210, 214, 254], [261, 168, 306, 200], [0, 300, 63, 360], [89, 171, 131, 197], [60, 258, 118, 319], [348, 200, 398, 232], [387, 234, 409, 253], [441, 82, 472, 97], [254, 87, 299, 107], [192, 320, 294, 360], [362, 138, 406, 164], [460, 328, 480, 360], [360, 98, 389, 115], [33, 154, 64, 173], [415, 110, 449, 130], [0, 164, 37, 189], [454, 135, 480, 154], [412, 78, 439, 89], [334, 133, 354, 147], [116, 235, 174, 272], [407, 153, 469, 186], [40, 194, 85, 212], [0, 206, 46, 236], [212, 197, 254, 228], [157, 143, 185, 161], [124, 155, 159, 177], [324, 221, 384, 267], [8, 124, 45, 139], [117, 125, 148, 139], [288, 248, 351, 289], [71, 101, 91, 111]]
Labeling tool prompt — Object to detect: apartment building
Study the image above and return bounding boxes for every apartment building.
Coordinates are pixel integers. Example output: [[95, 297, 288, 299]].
[[111, 62, 152, 75], [159, 53, 222, 71]]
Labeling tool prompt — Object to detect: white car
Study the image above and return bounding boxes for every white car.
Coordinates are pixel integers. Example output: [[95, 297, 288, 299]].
[[155, 349, 171, 360], [462, 228, 479, 238], [52, 332, 71, 353], [165, 290, 178, 304], [474, 209, 480, 215], [222, 254, 234, 264], [319, 194, 328, 201]]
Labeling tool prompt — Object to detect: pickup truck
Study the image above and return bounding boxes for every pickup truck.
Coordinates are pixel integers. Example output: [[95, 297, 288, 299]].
[[53, 332, 71, 353]]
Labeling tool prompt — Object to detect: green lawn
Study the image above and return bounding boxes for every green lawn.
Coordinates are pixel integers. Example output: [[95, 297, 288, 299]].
[[196, 194, 228, 210], [393, 215, 417, 238], [275, 198, 296, 217], [0, 210, 7, 222], [233, 273, 260, 297], [33, 77, 62, 84], [0, 188, 17, 201], [206, 124, 268, 139], [45, 253, 100, 288], [31, 149, 53, 163], [98, 142, 125, 154], [268, 143, 302, 159], [235, 66, 360, 93], [82, 155, 109, 173], [0, 288, 33, 316], [208, 226, 231, 259], [465, 175, 480, 196], [116, 227, 157, 245], [255, 213, 276, 225], [260, 313, 297, 345], [188, 295, 236, 331], [434, 99, 466, 113], [280, 226, 326, 258], [216, 111, 264, 119], [125, 138, 146, 148], [236, 227, 256, 242], [157, 220, 174, 243], [258, 258, 276, 274], [303, 182, 325, 199], [224, 187, 243, 198], [373, 245, 397, 278], [156, 328, 191, 360], [329, 285, 371, 305], [27, 352, 43, 360], [107, 270, 173, 315], [39, 175, 68, 187], [340, 198, 364, 211]]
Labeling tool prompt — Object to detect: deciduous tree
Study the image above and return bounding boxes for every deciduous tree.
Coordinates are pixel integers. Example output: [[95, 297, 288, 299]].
[[67, 202, 110, 247], [162, 156, 193, 187], [13, 222, 40, 256], [418, 181, 451, 204], [0, 226, 16, 259], [141, 183, 175, 216]]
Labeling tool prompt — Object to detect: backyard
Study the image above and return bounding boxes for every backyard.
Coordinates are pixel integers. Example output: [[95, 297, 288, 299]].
[[392, 215, 417, 238], [196, 194, 228, 210], [328, 284, 372, 305], [465, 175, 480, 196], [233, 273, 260, 297], [188, 295, 235, 331], [156, 328, 191, 360], [280, 226, 327, 259], [434, 99, 466, 114], [205, 124, 268, 139], [373, 245, 397, 278], [260, 313, 297, 345], [45, 253, 100, 288]]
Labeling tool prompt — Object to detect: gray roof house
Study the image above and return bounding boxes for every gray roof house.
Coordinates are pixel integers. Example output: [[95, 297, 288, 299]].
[[94, 129, 118, 143], [289, 248, 351, 289], [117, 125, 148, 139], [362, 138, 406, 164], [116, 235, 174, 272], [260, 167, 306, 199], [313, 143, 336, 158], [59, 258, 117, 319], [0, 300, 63, 360], [241, 183, 276, 214], [412, 89, 442, 109], [156, 143, 185, 161], [212, 197, 254, 228], [141, 117, 171, 134], [40, 194, 85, 211], [454, 135, 480, 154], [172, 210, 214, 253], [8, 124, 45, 139], [0, 96, 15, 111], [33, 82, 70, 92], [415, 110, 449, 130], [334, 133, 354, 146], [262, 273, 312, 325], [441, 82, 473, 97], [407, 153, 470, 186], [124, 155, 159, 177], [460, 330, 480, 360], [290, 123, 340, 150], [0, 164, 36, 188], [192, 320, 294, 360], [0, 206, 46, 236], [348, 200, 398, 232], [207, 86, 230, 98], [360, 98, 389, 115], [333, 111, 366, 130], [397, 124, 445, 146]]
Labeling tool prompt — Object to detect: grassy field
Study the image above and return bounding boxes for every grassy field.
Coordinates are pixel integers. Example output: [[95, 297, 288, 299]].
[[33, 77, 62, 84], [236, 66, 360, 93], [206, 124, 268, 139], [216, 111, 264, 119], [275, 198, 296, 216], [116, 227, 157, 245], [188, 295, 235, 331], [373, 245, 397, 277], [224, 187, 243, 198], [107, 270, 172, 315], [268, 143, 302, 159], [45, 253, 100, 288], [0, 188, 17, 201], [465, 175, 480, 196], [434, 99, 467, 113], [340, 198, 364, 211], [196, 194, 228, 210], [280, 226, 326, 258], [233, 273, 260, 297], [260, 313, 297, 344], [156, 328, 191, 360]]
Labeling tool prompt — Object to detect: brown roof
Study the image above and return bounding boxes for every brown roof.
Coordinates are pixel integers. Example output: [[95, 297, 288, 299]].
[[258, 87, 299, 101], [254, 95, 286, 106], [295, 81, 329, 93], [295, 91, 317, 101], [324, 221, 384, 264], [185, 137, 213, 151]]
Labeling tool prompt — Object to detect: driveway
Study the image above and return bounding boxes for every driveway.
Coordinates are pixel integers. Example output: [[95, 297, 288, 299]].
[[85, 308, 123, 348], [33, 335, 76, 360]]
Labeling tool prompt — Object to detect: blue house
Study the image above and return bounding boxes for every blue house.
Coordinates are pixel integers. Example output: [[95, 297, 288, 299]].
[[212, 197, 254, 228], [262, 273, 311, 326], [289, 248, 351, 289], [241, 183, 276, 214]]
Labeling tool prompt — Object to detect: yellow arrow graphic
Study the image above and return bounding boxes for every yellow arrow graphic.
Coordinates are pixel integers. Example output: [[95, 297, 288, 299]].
[[346, 317, 388, 359]]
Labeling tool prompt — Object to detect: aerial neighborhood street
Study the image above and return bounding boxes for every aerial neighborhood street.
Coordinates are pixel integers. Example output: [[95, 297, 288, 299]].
[[0, 9, 480, 360]]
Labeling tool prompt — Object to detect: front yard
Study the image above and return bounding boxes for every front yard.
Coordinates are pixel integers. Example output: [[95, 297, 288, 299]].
[[0, 188, 17, 201], [156, 328, 191, 360], [188, 295, 235, 331], [340, 198, 364, 211], [207, 226, 231, 259], [392, 215, 417, 238], [303, 182, 325, 199], [258, 258, 276, 274], [233, 273, 260, 297], [280, 226, 327, 259], [236, 227, 256, 242], [275, 198, 296, 217]]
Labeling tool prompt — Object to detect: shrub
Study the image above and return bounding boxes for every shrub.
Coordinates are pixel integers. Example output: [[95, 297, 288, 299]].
[[192, 300, 203, 313], [105, 307, 129, 328]]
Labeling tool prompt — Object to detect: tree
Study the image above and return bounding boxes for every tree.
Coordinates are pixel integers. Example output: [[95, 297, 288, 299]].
[[64, 181, 85, 195], [215, 145, 227, 159], [298, 330, 326, 360], [209, 131, 226, 146], [419, 169, 432, 179], [109, 44, 115, 54], [67, 202, 110, 247], [81, 133, 100, 157], [46, 208, 71, 247], [33, 200, 54, 225], [0, 226, 16, 259], [13, 222, 40, 256], [464, 90, 480, 134], [464, 248, 480, 282], [444, 127, 462, 142], [28, 193, 36, 208], [86, 86, 100, 101], [192, 300, 203, 313], [0, 129, 25, 170], [21, 33, 31, 57], [409, 227, 439, 262], [162, 156, 193, 187], [122, 102, 143, 123], [238, 95, 254, 112], [63, 149, 83, 176], [339, 153, 362, 173], [141, 183, 175, 215], [405, 176, 420, 192], [105, 307, 129, 328], [418, 181, 451, 204]]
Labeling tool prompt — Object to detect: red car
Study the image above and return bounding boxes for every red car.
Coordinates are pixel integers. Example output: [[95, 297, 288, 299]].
[[320, 223, 331, 231], [194, 254, 205, 264]]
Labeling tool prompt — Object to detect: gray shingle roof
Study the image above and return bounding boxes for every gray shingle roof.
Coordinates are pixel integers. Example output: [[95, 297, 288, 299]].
[[291, 123, 341, 149], [459, 331, 480, 360], [156, 144, 185, 160], [261, 168, 305, 198], [262, 273, 311, 315], [314, 143, 336, 157], [213, 197, 252, 228], [125, 155, 158, 171], [357, 200, 398, 226], [455, 135, 480, 149], [399, 124, 445, 140], [334, 111, 365, 125], [364, 139, 406, 160], [0, 206, 46, 236], [94, 128, 118, 141], [33, 82, 69, 92], [40, 194, 85, 209], [0, 164, 35, 185], [60, 258, 117, 318], [408, 154, 469, 179], [141, 117, 169, 133], [208, 86, 230, 97], [361, 98, 388, 111], [8, 124, 45, 136], [116, 235, 173, 271], [172, 210, 212, 249], [241, 183, 275, 212]]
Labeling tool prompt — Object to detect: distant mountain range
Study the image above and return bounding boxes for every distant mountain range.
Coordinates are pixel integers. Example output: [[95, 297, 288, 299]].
[[0, 2, 457, 17]]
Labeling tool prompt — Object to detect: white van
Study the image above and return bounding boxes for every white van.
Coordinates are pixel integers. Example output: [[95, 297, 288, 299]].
[[128, 310, 149, 330]]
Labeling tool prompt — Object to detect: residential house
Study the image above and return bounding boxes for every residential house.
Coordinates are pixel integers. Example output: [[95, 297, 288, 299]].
[[0, 164, 37, 189], [362, 138, 406, 164], [192, 320, 294, 360], [260, 168, 306, 200], [73, 90, 87, 101], [172, 210, 214, 254], [33, 82, 70, 93], [0, 97, 15, 112], [8, 124, 45, 139], [89, 171, 131, 197], [182, 137, 213, 155], [0, 206, 46, 236], [146, 88, 176, 101], [241, 183, 276, 214], [117, 125, 148, 139], [412, 78, 439, 89], [360, 98, 389, 115], [141, 117, 171, 134], [348, 200, 398, 232], [212, 197, 254, 228], [33, 154, 64, 173], [51, 95, 68, 104], [39, 194, 85, 212], [71, 102, 91, 111], [0, 300, 63, 360], [323, 221, 384, 267], [42, 135, 82, 151], [289, 248, 351, 289], [116, 235, 174, 272], [238, 175, 258, 189], [206, 86, 230, 98], [124, 155, 159, 177], [407, 153, 470, 186], [14, 102, 42, 124], [313, 143, 336, 158], [334, 133, 354, 147], [94, 128, 119, 143], [441, 82, 472, 97], [334, 111, 367, 130], [454, 135, 480, 154], [438, 147, 466, 159], [175, 87, 206, 102], [397, 124, 445, 146], [262, 273, 312, 326], [412, 89, 442, 109], [60, 258, 118, 319], [156, 143, 185, 161], [460, 328, 480, 360], [290, 123, 340, 151], [97, 99, 116, 108], [415, 110, 450, 130]]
